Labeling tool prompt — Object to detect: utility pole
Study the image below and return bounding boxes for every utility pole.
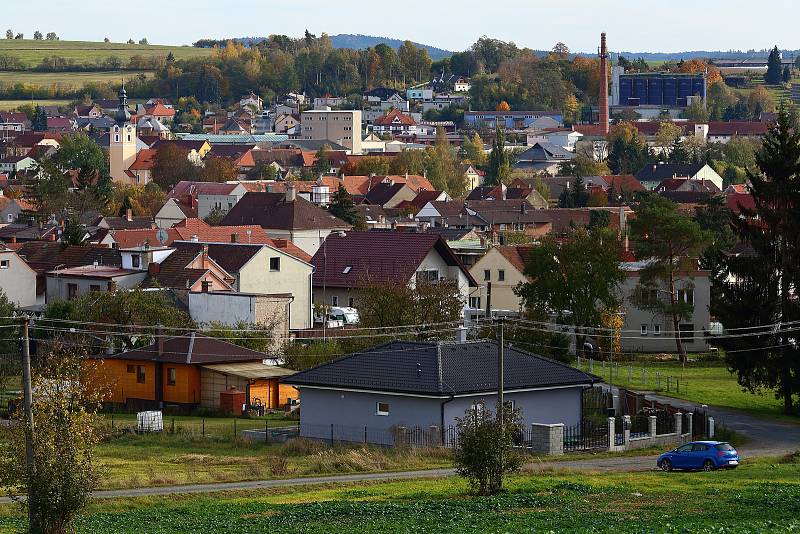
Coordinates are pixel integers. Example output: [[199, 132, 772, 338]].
[[20, 316, 35, 527], [497, 317, 504, 427]]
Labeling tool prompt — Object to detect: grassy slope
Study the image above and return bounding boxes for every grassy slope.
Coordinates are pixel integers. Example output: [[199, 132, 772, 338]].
[[576, 359, 793, 421], [0, 39, 211, 68], [0, 71, 154, 88], [1, 455, 797, 533]]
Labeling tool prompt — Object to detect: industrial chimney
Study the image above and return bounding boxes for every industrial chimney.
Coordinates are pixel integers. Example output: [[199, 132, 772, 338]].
[[599, 33, 609, 135]]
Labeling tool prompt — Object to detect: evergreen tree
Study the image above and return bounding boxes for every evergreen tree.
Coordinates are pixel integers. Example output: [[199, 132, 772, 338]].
[[668, 137, 689, 164], [31, 105, 48, 132], [328, 185, 363, 228], [714, 104, 800, 415], [312, 145, 331, 177], [765, 46, 783, 85], [486, 127, 510, 185], [783, 66, 792, 84], [572, 176, 588, 208]]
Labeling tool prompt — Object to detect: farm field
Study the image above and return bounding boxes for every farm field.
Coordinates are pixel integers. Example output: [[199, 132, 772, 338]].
[[0, 99, 72, 111], [0, 39, 211, 68], [0, 454, 797, 533], [0, 70, 154, 88], [577, 358, 794, 421]]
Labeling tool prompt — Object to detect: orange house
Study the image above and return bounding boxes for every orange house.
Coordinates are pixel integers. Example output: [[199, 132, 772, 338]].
[[92, 332, 295, 412]]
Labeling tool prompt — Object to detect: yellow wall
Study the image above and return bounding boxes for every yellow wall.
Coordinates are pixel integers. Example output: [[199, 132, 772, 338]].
[[162, 364, 201, 404], [97, 359, 157, 403]]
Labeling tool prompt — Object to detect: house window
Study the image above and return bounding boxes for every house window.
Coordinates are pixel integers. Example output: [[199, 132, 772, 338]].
[[469, 296, 481, 309], [376, 402, 390, 416], [679, 324, 695, 342], [418, 270, 439, 283], [653, 324, 662, 336], [269, 257, 281, 271], [6, 214, 12, 222], [114, 134, 120, 143], [126, 364, 135, 373], [641, 324, 648, 336], [0, 260, 8, 269], [201, 281, 212, 292], [136, 365, 146, 384], [67, 283, 78, 300], [331, 295, 338, 306], [167, 368, 176, 386], [348, 297, 355, 308], [471, 401, 485, 418], [90, 285, 101, 292], [677, 289, 694, 305], [131, 255, 140, 269], [484, 269, 491, 281], [498, 270, 505, 282]]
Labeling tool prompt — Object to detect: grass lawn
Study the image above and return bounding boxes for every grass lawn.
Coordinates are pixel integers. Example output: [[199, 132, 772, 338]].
[[577, 358, 796, 421], [1, 454, 797, 533], [0, 39, 211, 68], [0, 70, 154, 88]]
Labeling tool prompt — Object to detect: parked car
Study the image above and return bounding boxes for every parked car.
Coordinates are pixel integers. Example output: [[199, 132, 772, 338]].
[[657, 441, 740, 472]]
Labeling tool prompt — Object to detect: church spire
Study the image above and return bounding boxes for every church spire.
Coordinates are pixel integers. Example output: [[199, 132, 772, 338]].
[[115, 78, 131, 124]]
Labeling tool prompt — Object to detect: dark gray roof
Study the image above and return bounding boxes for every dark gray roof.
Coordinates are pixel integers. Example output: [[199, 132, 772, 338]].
[[515, 142, 576, 163], [635, 163, 706, 183], [275, 139, 348, 152], [284, 340, 597, 396]]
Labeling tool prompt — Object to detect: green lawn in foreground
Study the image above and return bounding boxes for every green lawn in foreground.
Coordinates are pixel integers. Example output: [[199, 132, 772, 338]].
[[576, 359, 797, 421], [1, 455, 797, 533]]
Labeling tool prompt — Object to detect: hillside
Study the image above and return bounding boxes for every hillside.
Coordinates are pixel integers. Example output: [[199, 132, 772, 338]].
[[328, 34, 453, 60], [0, 39, 211, 68]]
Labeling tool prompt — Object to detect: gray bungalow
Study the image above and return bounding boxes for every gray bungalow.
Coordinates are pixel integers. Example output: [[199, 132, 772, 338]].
[[283, 340, 598, 445]]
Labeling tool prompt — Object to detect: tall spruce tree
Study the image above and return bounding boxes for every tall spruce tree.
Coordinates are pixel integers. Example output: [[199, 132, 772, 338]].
[[327, 185, 363, 228], [486, 127, 510, 185], [765, 46, 783, 85], [714, 104, 800, 415]]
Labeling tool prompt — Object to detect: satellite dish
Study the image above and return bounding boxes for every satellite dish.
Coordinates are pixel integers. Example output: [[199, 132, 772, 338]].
[[155, 229, 169, 246]]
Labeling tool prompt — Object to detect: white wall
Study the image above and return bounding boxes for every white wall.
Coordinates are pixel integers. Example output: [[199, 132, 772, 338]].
[[0, 251, 37, 307]]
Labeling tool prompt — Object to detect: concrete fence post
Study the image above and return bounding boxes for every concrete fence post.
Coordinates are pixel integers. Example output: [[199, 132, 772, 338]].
[[589, 359, 594, 373], [648, 415, 657, 437], [607, 417, 616, 451], [629, 366, 632, 383], [530, 423, 564, 456], [622, 415, 631, 448], [685, 413, 693, 437], [656, 372, 660, 389], [642, 368, 645, 384], [708, 417, 715, 439], [601, 359, 605, 370], [674, 412, 682, 436]]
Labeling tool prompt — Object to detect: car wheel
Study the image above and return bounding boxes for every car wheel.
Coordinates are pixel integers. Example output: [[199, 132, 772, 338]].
[[661, 459, 672, 472], [703, 460, 715, 472]]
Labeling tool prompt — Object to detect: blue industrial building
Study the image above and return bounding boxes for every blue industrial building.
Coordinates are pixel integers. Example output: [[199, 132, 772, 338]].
[[464, 111, 564, 130], [615, 72, 706, 107]]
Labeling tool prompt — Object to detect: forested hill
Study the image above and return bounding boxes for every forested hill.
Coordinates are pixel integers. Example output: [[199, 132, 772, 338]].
[[328, 34, 453, 60]]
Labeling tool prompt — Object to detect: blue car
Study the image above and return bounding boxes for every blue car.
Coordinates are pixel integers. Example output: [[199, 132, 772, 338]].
[[657, 441, 740, 472]]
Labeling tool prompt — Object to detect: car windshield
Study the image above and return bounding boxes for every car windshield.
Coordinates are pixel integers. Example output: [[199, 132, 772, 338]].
[[715, 443, 735, 451]]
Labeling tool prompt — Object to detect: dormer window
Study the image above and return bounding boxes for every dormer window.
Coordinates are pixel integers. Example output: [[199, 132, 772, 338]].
[[342, 266, 352, 274]]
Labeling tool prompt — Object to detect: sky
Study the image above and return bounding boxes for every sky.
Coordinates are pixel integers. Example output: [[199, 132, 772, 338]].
[[3, 0, 800, 53]]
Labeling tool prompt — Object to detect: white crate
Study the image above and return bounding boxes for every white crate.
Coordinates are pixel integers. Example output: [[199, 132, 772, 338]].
[[137, 411, 163, 432]]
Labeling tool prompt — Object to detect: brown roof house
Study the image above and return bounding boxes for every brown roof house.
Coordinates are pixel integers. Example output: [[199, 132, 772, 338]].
[[467, 245, 535, 315], [221, 187, 351, 256], [309, 231, 476, 310]]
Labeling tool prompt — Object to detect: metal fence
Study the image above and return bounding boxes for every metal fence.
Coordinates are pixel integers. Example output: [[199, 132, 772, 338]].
[[108, 414, 299, 442], [656, 411, 676, 435], [563, 419, 609, 453], [630, 413, 651, 438]]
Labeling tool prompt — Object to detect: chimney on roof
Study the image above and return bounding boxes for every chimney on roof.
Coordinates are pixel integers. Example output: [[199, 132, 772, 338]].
[[285, 183, 296, 202], [126, 208, 133, 222], [599, 33, 610, 136]]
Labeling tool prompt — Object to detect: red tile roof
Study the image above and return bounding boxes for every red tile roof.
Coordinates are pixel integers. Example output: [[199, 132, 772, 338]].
[[601, 175, 645, 193], [494, 245, 535, 274], [128, 149, 158, 171], [145, 103, 175, 117], [707, 121, 769, 136], [726, 193, 755, 214], [374, 109, 417, 127]]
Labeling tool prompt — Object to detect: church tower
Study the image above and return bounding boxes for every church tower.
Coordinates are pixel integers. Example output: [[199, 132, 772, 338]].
[[109, 83, 137, 183]]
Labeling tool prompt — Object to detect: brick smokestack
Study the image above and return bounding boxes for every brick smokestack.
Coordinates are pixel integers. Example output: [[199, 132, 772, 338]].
[[600, 32, 609, 135]]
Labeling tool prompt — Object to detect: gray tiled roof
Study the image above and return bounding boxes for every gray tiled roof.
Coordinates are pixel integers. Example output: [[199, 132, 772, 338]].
[[283, 341, 597, 396]]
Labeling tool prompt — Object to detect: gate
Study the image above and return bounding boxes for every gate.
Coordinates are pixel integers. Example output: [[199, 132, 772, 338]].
[[563, 418, 609, 453]]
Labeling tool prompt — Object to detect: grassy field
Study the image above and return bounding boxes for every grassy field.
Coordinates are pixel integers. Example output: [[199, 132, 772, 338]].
[[0, 99, 72, 111], [1, 454, 797, 533], [0, 39, 211, 68], [0, 70, 154, 88], [577, 358, 794, 421]]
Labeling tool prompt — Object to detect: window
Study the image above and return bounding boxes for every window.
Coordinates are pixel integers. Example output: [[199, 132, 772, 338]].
[[114, 134, 120, 143], [6, 214, 12, 222], [675, 444, 693, 453], [418, 270, 439, 283], [348, 297, 355, 308], [331, 295, 339, 306], [136, 365, 146, 384], [691, 443, 709, 452], [342, 266, 352, 274], [653, 324, 661, 336], [679, 324, 694, 342], [90, 284, 101, 292], [469, 296, 481, 309], [201, 280, 212, 292], [67, 283, 78, 300], [167, 368, 176, 386], [0, 260, 8, 269], [471, 401, 485, 417], [483, 269, 491, 281], [376, 402, 390, 416], [641, 324, 648, 336], [269, 257, 281, 271], [677, 289, 694, 305], [126, 364, 135, 373], [131, 255, 140, 269], [498, 270, 505, 282]]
